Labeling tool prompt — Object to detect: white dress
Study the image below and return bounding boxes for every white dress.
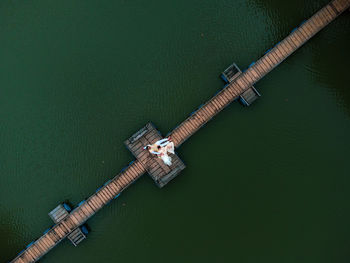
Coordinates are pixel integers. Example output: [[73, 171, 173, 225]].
[[159, 142, 175, 166]]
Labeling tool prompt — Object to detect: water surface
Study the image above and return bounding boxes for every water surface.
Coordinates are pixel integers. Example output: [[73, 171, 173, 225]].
[[1, 0, 350, 262]]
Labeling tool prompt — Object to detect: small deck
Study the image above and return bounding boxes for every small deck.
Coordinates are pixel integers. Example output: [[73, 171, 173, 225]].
[[125, 123, 185, 187], [221, 63, 261, 106], [48, 204, 88, 247]]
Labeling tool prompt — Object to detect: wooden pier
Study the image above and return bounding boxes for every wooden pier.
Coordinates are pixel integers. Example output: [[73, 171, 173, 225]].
[[10, 0, 350, 262]]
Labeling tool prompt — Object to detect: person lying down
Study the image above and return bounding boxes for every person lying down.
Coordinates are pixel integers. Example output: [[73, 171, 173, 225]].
[[143, 137, 175, 166]]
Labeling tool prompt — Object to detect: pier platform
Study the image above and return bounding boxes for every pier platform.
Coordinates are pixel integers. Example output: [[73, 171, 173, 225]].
[[125, 123, 186, 187]]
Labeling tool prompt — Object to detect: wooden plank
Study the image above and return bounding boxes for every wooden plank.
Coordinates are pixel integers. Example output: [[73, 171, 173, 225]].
[[176, 124, 191, 137], [240, 74, 253, 87], [100, 187, 114, 200], [223, 83, 237, 97], [277, 41, 290, 56], [248, 66, 262, 79], [324, 5, 337, 18], [178, 125, 191, 137], [291, 31, 303, 44], [298, 26, 312, 39], [232, 82, 243, 93], [27, 249, 38, 261], [248, 67, 261, 80], [227, 85, 240, 98], [72, 210, 86, 224], [78, 206, 91, 219], [258, 57, 271, 72], [30, 244, 42, 258], [95, 191, 109, 205], [127, 165, 139, 179], [302, 19, 316, 35], [261, 56, 274, 69], [257, 59, 270, 73], [331, 0, 341, 11], [197, 108, 210, 120], [252, 61, 266, 77], [235, 77, 248, 91], [217, 90, 231, 103], [295, 28, 307, 41], [202, 104, 215, 116], [68, 213, 80, 226], [319, 8, 333, 22], [82, 202, 95, 216], [286, 33, 300, 47], [214, 95, 226, 108], [198, 106, 212, 120], [42, 235, 55, 246], [329, 2, 340, 14], [222, 88, 237, 101], [58, 222, 69, 234], [210, 96, 223, 110], [309, 15, 322, 30], [106, 182, 118, 193], [146, 132, 160, 144], [244, 70, 259, 84], [13, 257, 25, 263], [34, 242, 46, 255], [282, 38, 296, 52], [91, 195, 104, 208], [53, 226, 65, 238], [311, 14, 323, 27], [269, 49, 281, 62], [299, 22, 313, 37], [110, 180, 122, 192], [105, 185, 117, 198], [121, 171, 133, 183], [314, 12, 326, 26], [189, 115, 202, 128], [150, 165, 163, 177], [154, 167, 166, 178], [35, 239, 48, 253], [87, 198, 99, 211], [285, 36, 298, 50], [23, 252, 35, 262], [122, 171, 133, 182], [266, 51, 279, 64], [318, 10, 330, 24], [143, 130, 156, 141], [46, 231, 59, 244], [185, 118, 198, 131], [116, 176, 128, 186]]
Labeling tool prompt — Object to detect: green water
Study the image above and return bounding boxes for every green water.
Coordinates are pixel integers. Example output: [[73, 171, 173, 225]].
[[1, 0, 350, 262]]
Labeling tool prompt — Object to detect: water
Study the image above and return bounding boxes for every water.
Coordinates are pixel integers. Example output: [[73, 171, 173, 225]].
[[1, 0, 350, 262]]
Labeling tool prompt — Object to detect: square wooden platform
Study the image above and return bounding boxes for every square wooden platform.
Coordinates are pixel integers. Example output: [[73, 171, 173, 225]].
[[124, 123, 185, 188]]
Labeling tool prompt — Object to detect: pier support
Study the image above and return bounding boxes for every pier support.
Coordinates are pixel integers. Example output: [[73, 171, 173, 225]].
[[221, 63, 261, 106], [48, 204, 89, 246]]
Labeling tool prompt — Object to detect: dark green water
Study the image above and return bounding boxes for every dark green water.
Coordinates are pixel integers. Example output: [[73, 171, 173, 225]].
[[1, 0, 350, 262]]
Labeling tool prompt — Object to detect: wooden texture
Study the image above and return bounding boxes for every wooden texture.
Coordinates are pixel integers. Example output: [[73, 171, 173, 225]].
[[125, 123, 186, 187], [169, 0, 350, 147], [10, 0, 350, 262]]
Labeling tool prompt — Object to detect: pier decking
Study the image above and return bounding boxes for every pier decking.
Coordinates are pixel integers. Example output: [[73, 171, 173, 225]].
[[10, 0, 350, 262], [125, 123, 186, 188]]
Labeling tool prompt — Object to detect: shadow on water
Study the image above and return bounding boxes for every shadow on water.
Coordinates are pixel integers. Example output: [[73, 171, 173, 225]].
[[251, 0, 350, 115], [0, 208, 25, 262]]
